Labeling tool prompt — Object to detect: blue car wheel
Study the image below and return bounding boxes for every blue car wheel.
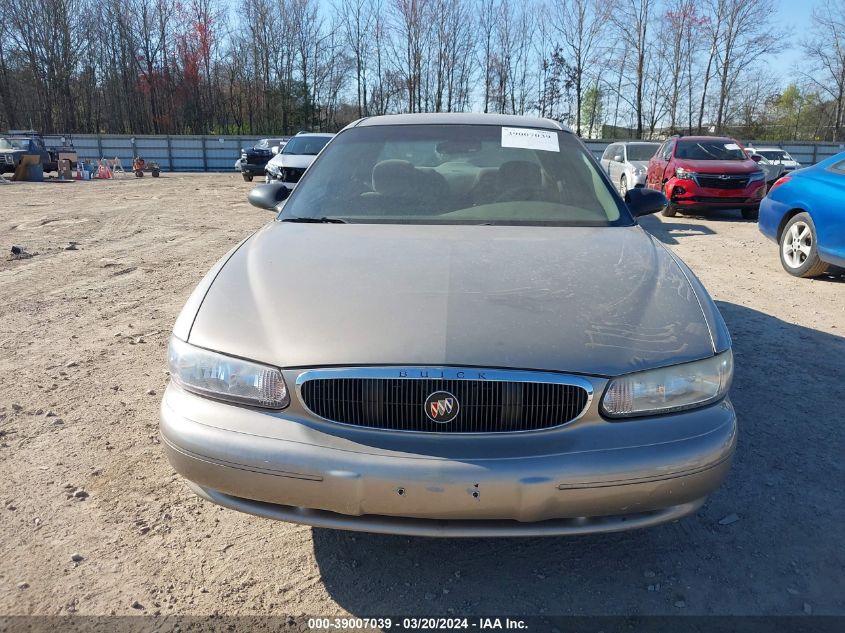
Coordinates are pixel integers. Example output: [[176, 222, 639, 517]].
[[779, 213, 830, 278]]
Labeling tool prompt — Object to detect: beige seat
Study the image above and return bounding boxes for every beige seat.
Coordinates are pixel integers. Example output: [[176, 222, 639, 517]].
[[362, 160, 450, 214]]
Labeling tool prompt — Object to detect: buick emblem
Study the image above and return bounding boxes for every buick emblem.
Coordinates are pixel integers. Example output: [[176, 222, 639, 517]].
[[424, 391, 460, 424], [719, 174, 729, 180]]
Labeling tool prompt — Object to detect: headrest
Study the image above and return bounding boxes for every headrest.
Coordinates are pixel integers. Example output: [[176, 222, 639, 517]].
[[372, 160, 422, 197], [498, 160, 541, 188]]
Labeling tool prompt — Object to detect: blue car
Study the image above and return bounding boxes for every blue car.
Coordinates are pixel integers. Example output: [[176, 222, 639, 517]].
[[759, 151, 845, 277]]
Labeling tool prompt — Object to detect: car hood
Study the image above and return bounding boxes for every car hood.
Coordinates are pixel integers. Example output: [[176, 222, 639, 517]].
[[266, 153, 316, 170], [628, 160, 649, 171], [676, 159, 760, 174], [188, 224, 718, 377]]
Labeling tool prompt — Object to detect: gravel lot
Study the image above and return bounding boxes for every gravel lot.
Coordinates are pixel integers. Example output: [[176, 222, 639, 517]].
[[1, 174, 843, 618]]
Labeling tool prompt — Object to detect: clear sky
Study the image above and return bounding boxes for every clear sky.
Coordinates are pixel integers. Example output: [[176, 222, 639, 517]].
[[773, 0, 818, 75]]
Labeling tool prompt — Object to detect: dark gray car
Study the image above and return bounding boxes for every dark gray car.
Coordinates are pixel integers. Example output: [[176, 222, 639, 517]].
[[161, 113, 736, 537]]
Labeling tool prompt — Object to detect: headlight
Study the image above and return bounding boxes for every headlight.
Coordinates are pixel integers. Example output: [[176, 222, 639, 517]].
[[168, 337, 289, 409], [675, 167, 696, 180], [601, 350, 733, 418], [748, 171, 765, 182]]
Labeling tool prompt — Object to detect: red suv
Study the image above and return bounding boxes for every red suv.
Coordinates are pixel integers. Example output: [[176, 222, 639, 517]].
[[646, 136, 767, 220]]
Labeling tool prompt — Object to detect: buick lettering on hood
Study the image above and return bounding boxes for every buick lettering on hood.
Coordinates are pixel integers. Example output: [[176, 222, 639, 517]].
[[161, 114, 736, 537]]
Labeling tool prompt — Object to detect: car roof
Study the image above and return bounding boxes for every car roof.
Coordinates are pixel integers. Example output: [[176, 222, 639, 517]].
[[750, 146, 784, 151], [294, 132, 334, 138], [673, 135, 736, 143], [352, 112, 571, 132], [620, 141, 659, 145]]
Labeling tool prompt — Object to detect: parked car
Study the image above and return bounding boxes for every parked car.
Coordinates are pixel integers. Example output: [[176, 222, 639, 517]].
[[239, 138, 288, 182], [161, 113, 736, 537], [745, 146, 801, 172], [0, 131, 75, 174], [745, 151, 787, 188], [264, 132, 333, 186], [600, 141, 660, 195], [646, 135, 767, 220], [759, 151, 845, 278]]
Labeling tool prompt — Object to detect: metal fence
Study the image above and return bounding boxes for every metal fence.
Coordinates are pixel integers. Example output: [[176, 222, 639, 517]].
[[61, 134, 845, 172], [68, 135, 267, 172]]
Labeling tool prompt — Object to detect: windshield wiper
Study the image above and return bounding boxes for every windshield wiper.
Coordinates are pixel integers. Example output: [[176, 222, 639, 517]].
[[281, 216, 347, 224]]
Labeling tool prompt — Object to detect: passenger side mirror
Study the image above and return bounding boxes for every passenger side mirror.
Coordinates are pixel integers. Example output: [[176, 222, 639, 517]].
[[613, 154, 624, 163], [750, 154, 762, 163], [625, 187, 668, 217], [248, 183, 290, 211]]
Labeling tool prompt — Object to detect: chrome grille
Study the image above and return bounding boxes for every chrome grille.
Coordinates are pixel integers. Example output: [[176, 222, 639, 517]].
[[298, 368, 591, 433], [695, 174, 749, 189]]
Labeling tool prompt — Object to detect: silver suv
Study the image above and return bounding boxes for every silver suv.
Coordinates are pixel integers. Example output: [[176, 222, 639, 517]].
[[600, 142, 660, 195]]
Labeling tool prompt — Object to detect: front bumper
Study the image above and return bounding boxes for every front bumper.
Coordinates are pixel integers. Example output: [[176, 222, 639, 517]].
[[160, 383, 736, 536], [630, 172, 647, 188], [666, 177, 766, 210], [240, 162, 268, 176]]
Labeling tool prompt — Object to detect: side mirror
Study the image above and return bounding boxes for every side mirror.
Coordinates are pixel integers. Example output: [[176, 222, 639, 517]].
[[248, 183, 290, 211], [625, 187, 668, 217], [271, 146, 280, 155], [613, 154, 624, 163], [750, 154, 762, 162]]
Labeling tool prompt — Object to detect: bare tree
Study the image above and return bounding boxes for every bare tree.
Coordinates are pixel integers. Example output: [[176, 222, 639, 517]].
[[335, 0, 375, 117], [661, 0, 699, 133], [801, 0, 845, 140], [551, 0, 607, 136], [713, 0, 777, 132], [611, 0, 655, 139]]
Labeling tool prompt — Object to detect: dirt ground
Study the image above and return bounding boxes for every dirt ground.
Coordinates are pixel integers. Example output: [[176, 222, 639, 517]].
[[1, 174, 843, 619]]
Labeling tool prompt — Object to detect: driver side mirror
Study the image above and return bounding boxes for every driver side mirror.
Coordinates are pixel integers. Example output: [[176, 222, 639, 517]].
[[625, 187, 668, 217], [271, 146, 280, 155], [613, 154, 624, 163], [248, 183, 290, 211], [750, 154, 762, 162]]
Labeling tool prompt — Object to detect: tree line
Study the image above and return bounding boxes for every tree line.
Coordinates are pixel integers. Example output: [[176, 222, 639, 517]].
[[0, 0, 843, 140]]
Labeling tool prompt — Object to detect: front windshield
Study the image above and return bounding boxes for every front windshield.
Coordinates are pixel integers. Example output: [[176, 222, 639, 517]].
[[675, 140, 747, 161], [626, 144, 659, 161], [281, 124, 629, 226], [282, 136, 331, 155], [758, 150, 789, 162], [0, 138, 27, 150]]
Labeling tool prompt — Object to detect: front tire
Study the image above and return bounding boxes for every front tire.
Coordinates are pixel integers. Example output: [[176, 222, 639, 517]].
[[242, 173, 253, 182], [779, 213, 829, 278]]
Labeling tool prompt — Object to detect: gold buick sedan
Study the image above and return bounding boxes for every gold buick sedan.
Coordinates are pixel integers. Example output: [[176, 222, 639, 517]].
[[161, 113, 736, 537]]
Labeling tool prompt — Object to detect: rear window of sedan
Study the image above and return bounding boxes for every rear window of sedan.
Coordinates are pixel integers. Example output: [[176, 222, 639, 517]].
[[281, 124, 630, 226]]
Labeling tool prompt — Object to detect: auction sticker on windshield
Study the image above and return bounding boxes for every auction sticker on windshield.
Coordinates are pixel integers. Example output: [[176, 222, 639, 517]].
[[501, 127, 560, 152]]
